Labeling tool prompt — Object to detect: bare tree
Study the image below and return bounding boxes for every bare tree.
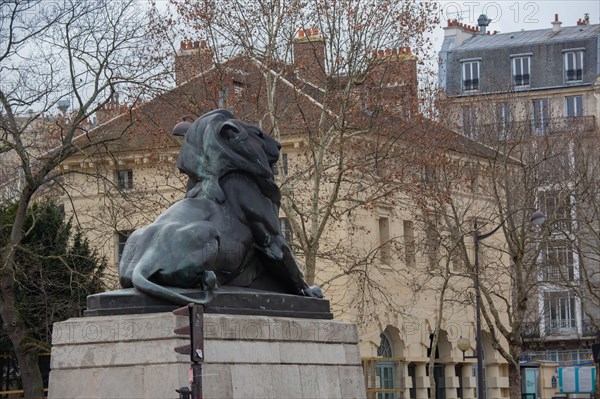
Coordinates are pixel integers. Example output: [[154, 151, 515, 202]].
[[435, 90, 600, 399], [0, 0, 167, 395], [150, 0, 441, 318]]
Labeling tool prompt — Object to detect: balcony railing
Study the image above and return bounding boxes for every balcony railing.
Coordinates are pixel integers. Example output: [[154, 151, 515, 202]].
[[546, 319, 578, 335], [471, 115, 596, 140], [522, 319, 598, 339]]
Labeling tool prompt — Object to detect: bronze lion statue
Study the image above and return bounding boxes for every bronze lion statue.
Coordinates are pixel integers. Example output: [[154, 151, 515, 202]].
[[118, 109, 322, 304]]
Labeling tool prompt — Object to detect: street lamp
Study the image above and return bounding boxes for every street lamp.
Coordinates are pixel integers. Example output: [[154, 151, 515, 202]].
[[465, 209, 545, 399]]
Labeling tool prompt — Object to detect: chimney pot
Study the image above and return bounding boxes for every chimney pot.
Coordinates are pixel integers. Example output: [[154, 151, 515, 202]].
[[385, 48, 391, 57], [392, 48, 398, 56], [193, 41, 199, 48], [180, 40, 185, 50], [299, 29, 305, 38], [201, 40, 206, 48], [372, 51, 377, 58], [551, 14, 562, 32], [312, 27, 318, 36], [378, 50, 384, 58]]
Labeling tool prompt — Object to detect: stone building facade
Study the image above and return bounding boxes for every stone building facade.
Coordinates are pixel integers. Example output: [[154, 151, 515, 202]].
[[438, 13, 600, 369]]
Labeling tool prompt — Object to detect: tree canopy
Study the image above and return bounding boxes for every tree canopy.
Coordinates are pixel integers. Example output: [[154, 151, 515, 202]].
[[0, 200, 106, 354]]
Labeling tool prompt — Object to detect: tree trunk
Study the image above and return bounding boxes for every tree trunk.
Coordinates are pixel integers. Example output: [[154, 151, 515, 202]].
[[428, 362, 436, 399], [0, 193, 45, 398], [508, 360, 521, 399], [304, 249, 317, 285], [0, 274, 45, 399], [16, 351, 43, 399]]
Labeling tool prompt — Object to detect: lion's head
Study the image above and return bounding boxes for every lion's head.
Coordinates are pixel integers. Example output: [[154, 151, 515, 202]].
[[177, 109, 281, 203]]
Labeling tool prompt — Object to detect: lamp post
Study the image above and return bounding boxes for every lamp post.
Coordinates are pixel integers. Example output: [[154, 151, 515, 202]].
[[460, 209, 545, 399]]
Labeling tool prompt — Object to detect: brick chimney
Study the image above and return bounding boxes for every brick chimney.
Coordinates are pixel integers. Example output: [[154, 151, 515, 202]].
[[174, 40, 213, 86], [96, 99, 128, 125], [293, 28, 326, 86], [443, 19, 479, 47], [552, 14, 562, 32], [367, 47, 419, 118], [577, 14, 590, 26]]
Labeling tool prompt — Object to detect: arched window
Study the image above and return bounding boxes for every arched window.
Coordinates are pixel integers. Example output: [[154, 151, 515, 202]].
[[376, 332, 397, 399], [377, 332, 393, 357]]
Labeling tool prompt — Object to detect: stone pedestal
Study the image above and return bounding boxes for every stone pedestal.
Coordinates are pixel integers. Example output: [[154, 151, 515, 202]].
[[48, 312, 366, 399]]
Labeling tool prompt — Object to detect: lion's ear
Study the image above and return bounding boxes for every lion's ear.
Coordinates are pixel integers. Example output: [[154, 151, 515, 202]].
[[219, 121, 248, 141]]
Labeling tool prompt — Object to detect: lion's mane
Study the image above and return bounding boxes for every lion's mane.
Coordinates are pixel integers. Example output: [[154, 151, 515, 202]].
[[176, 109, 277, 203]]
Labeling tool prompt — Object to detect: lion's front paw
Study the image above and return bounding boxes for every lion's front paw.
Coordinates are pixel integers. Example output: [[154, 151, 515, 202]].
[[301, 285, 323, 298], [264, 241, 283, 260]]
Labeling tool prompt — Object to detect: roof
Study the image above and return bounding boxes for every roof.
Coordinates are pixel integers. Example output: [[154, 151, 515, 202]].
[[405, 117, 520, 164], [67, 52, 508, 166], [453, 24, 600, 51]]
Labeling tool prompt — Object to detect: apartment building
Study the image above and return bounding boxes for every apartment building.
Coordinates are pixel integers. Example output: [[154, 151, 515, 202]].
[[438, 13, 600, 367]]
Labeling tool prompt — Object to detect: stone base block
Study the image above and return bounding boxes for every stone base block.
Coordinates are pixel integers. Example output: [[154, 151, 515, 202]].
[[48, 312, 366, 399]]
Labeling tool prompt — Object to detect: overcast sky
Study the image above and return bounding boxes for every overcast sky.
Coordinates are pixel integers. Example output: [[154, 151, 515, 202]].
[[431, 1, 599, 46]]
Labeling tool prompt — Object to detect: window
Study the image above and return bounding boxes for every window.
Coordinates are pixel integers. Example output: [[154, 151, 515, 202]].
[[539, 190, 571, 231], [116, 230, 134, 263], [425, 220, 439, 269], [279, 217, 292, 243], [512, 57, 530, 87], [462, 105, 477, 138], [496, 102, 512, 139], [544, 291, 577, 334], [468, 162, 481, 193], [216, 80, 245, 110], [116, 169, 133, 190], [217, 86, 230, 108], [422, 166, 436, 188], [403, 220, 415, 268], [376, 333, 397, 399], [232, 80, 245, 102], [462, 61, 480, 92], [532, 98, 550, 135], [408, 363, 417, 399], [273, 153, 288, 176], [565, 95, 583, 118], [543, 240, 574, 282], [564, 51, 583, 82], [379, 217, 391, 265]]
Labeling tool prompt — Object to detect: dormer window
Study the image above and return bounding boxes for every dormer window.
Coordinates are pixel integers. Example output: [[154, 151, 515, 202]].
[[217, 86, 230, 108], [461, 60, 480, 93], [564, 50, 583, 82], [512, 56, 530, 87]]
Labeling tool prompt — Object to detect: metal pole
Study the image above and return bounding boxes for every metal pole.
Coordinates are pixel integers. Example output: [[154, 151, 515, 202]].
[[191, 362, 202, 399], [474, 219, 486, 399]]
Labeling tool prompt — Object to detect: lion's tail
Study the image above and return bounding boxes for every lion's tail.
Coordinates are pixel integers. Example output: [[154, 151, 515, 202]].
[[131, 267, 214, 306]]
